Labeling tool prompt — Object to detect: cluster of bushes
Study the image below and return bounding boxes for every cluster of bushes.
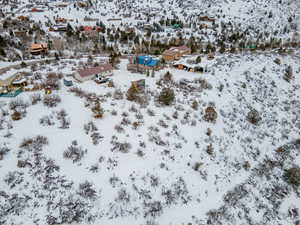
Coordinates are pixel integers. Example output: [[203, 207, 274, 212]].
[[84, 121, 103, 145], [158, 88, 175, 106], [43, 94, 61, 107]]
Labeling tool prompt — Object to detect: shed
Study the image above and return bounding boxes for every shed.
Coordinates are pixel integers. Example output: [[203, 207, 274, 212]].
[[63, 78, 73, 86]]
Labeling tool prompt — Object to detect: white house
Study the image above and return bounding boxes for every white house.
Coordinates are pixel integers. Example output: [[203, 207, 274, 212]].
[[74, 64, 113, 82]]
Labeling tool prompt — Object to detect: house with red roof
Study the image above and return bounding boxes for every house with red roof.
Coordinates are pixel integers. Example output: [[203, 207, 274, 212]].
[[74, 64, 113, 82]]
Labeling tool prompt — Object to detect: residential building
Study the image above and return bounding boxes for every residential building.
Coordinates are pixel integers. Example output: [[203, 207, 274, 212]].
[[162, 46, 191, 61], [127, 55, 160, 73], [30, 43, 48, 54], [74, 64, 113, 82]]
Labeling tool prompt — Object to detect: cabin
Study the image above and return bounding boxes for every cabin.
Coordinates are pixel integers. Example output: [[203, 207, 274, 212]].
[[74, 64, 113, 82], [162, 46, 191, 62], [30, 43, 48, 55]]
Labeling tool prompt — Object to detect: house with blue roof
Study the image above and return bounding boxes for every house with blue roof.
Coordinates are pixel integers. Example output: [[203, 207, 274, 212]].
[[136, 56, 159, 67], [127, 55, 161, 74]]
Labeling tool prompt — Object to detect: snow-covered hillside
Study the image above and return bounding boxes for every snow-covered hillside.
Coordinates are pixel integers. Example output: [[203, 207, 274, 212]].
[[0, 51, 299, 225]]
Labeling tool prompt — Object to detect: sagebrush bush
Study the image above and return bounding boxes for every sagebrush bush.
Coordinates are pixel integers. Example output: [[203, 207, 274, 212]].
[[203, 106, 218, 123], [63, 141, 86, 162], [284, 167, 300, 186], [246, 109, 261, 125]]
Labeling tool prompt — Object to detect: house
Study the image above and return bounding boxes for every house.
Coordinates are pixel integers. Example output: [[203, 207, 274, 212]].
[[51, 24, 67, 32], [14, 30, 27, 38], [30, 43, 48, 55], [127, 55, 160, 73], [0, 73, 27, 94], [55, 17, 67, 24], [74, 64, 113, 82], [31, 7, 44, 12], [84, 16, 99, 22], [136, 56, 159, 67], [56, 3, 68, 7], [17, 16, 29, 21], [162, 46, 191, 61], [199, 16, 215, 22]]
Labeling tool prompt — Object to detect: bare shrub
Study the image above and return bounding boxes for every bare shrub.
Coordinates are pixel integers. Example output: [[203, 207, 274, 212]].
[[195, 78, 212, 89], [132, 121, 142, 130], [191, 100, 199, 110], [147, 109, 155, 116], [63, 141, 86, 162], [143, 201, 163, 218], [113, 89, 124, 100], [135, 112, 143, 120], [157, 71, 174, 87], [136, 149, 145, 157], [158, 120, 168, 128], [0, 146, 10, 160], [40, 115, 55, 126], [30, 93, 41, 105], [114, 124, 125, 133], [43, 72, 62, 90], [129, 105, 138, 113], [11, 111, 21, 120], [91, 102, 104, 119], [56, 109, 70, 129], [84, 121, 98, 134], [116, 188, 130, 203], [4, 171, 24, 188], [69, 87, 86, 98], [78, 181, 97, 200], [90, 132, 103, 145], [43, 94, 61, 108], [283, 65, 293, 82], [111, 110, 118, 116], [126, 84, 139, 101], [9, 98, 28, 111], [19, 135, 48, 150], [111, 141, 131, 153], [121, 117, 131, 126]]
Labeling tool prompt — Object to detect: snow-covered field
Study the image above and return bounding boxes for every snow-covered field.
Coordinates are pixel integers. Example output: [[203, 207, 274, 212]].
[[0, 52, 299, 225]]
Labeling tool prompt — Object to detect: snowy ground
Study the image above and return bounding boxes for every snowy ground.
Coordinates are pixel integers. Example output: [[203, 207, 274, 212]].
[[0, 52, 300, 225]]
